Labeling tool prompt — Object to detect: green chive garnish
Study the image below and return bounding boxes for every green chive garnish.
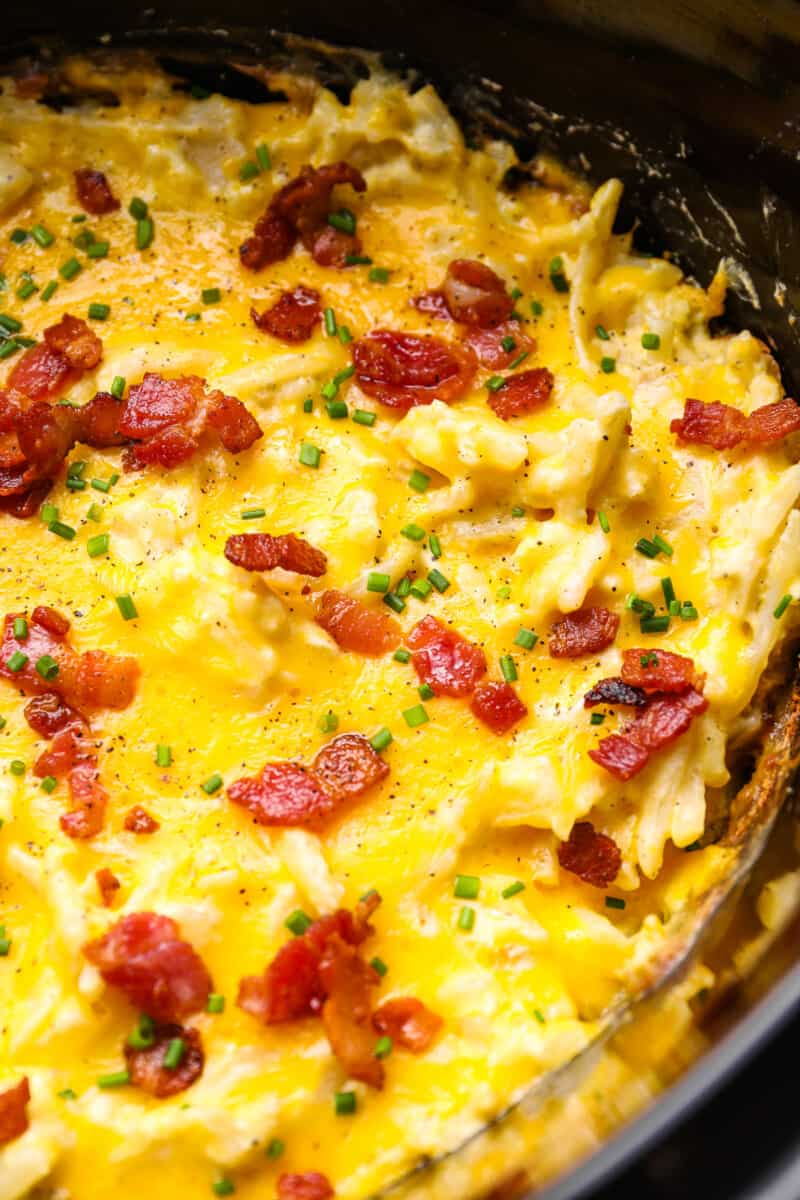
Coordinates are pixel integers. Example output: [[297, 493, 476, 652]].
[[115, 594, 138, 621], [595, 324, 610, 340], [40, 774, 57, 793], [318, 711, 339, 733], [641, 614, 670, 634], [454, 874, 480, 899], [97, 1070, 130, 1089], [265, 1138, 285, 1159], [401, 523, 425, 541], [326, 399, 348, 419], [163, 1037, 186, 1070], [156, 744, 172, 768], [370, 727, 393, 752], [285, 910, 312, 936], [367, 572, 390, 593], [368, 267, 390, 284], [641, 332, 661, 350], [12, 617, 27, 640], [600, 356, 616, 374], [207, 993, 225, 1013], [428, 533, 442, 559], [111, 376, 126, 400], [774, 594, 792, 619], [408, 469, 430, 493], [323, 307, 337, 336], [87, 533, 109, 558], [383, 593, 405, 613], [598, 510, 611, 534], [335, 1091, 357, 1116], [501, 335, 516, 353], [88, 302, 110, 321], [17, 279, 38, 300], [129, 197, 148, 220], [635, 537, 659, 559], [328, 209, 356, 235], [9, 760, 25, 776], [256, 144, 272, 171], [393, 648, 411, 663], [212, 1178, 235, 1196], [0, 314, 22, 333], [87, 241, 110, 259], [35, 655, 59, 681], [41, 280, 58, 302], [500, 654, 517, 682], [485, 375, 505, 392], [410, 579, 432, 600], [201, 773, 223, 795], [299, 443, 321, 468], [202, 287, 221, 305], [661, 577, 676, 606], [352, 409, 376, 427], [374, 1035, 393, 1059], [59, 257, 82, 280], [136, 218, 154, 250], [457, 906, 475, 931], [590, 712, 605, 725], [652, 534, 673, 557], [239, 160, 259, 182], [418, 682, 434, 700], [241, 507, 266, 520], [370, 955, 388, 976], [403, 703, 429, 728], [514, 628, 537, 650], [427, 569, 449, 593], [501, 881, 525, 899]]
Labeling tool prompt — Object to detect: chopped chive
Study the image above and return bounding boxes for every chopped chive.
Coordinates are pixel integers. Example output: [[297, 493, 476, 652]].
[[669, 599, 681, 616], [115, 594, 138, 621], [457, 906, 475, 931], [239, 160, 259, 182], [548, 257, 569, 292], [635, 537, 659, 559], [40, 774, 57, 793], [368, 267, 390, 284], [501, 334, 516, 353], [600, 356, 616, 374], [299, 443, 321, 468], [86, 502, 103, 522], [335, 1091, 357, 1116], [127, 1015, 156, 1050], [185, 312, 201, 322], [514, 628, 537, 650], [393, 648, 411, 663], [326, 399, 348, 419], [427, 569, 450, 593], [485, 374, 506, 392], [402, 703, 429, 728], [17, 279, 38, 300], [774, 594, 792, 619], [318, 711, 339, 733], [396, 576, 412, 598], [47, 519, 75, 540], [595, 510, 611, 535], [58, 1088, 77, 1099], [41, 280, 59, 302], [15, 335, 36, 348], [59, 257, 82, 281], [66, 478, 86, 492], [530, 299, 543, 316], [67, 460, 87, 480], [266, 1138, 285, 1159], [401, 523, 425, 542], [156, 743, 172, 768], [0, 340, 20, 360], [91, 478, 112, 493], [410, 578, 433, 600], [685, 840, 702, 852], [35, 655, 59, 681], [367, 572, 391, 593], [641, 332, 661, 350], [0, 716, 5, 729], [163, 1037, 186, 1070], [498, 585, 512, 600], [328, 209, 356, 236], [680, 602, 699, 621], [202, 287, 221, 305], [383, 592, 405, 614], [509, 351, 530, 369], [370, 955, 388, 976], [9, 760, 25, 776], [128, 197, 148, 220], [534, 1008, 546, 1024], [97, 1070, 130, 1089], [418, 682, 434, 700], [502, 880, 525, 899], [511, 505, 526, 518], [303, 397, 313, 413], [73, 228, 95, 251], [338, 324, 353, 344], [10, 228, 28, 244], [652, 534, 673, 557], [256, 144, 272, 171], [0, 314, 22, 333], [321, 381, 338, 401], [428, 533, 442, 559], [285, 909, 312, 936], [454, 874, 480, 899], [605, 895, 626, 910], [136, 218, 154, 250], [87, 533, 110, 558], [12, 618, 27, 640], [374, 1035, 393, 1059], [323, 307, 337, 336], [201, 773, 223, 795], [71, 214, 87, 222], [661, 577, 676, 606], [345, 254, 372, 266], [510, 287, 523, 301], [353, 408, 376, 427], [499, 654, 518, 682], [590, 712, 606, 726], [88, 302, 110, 321], [640, 614, 670, 634], [87, 241, 110, 259], [241, 507, 266, 520], [595, 324, 610, 341], [625, 593, 655, 617], [408, 469, 430, 493], [370, 727, 393, 752], [212, 1178, 235, 1196]]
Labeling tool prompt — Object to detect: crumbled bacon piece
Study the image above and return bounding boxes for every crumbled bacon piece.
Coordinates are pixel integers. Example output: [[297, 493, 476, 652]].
[[620, 648, 702, 694], [671, 397, 800, 450], [441, 259, 514, 328], [74, 167, 120, 215], [124, 805, 160, 834], [83, 912, 212, 1022], [96, 867, 121, 907], [0, 479, 52, 519], [353, 330, 477, 411], [319, 934, 384, 1087], [312, 733, 389, 802], [205, 390, 264, 453], [61, 761, 108, 839], [488, 367, 554, 420], [471, 680, 528, 734], [24, 691, 84, 737], [0, 1077, 30, 1146], [75, 390, 126, 447], [31, 605, 70, 637], [224, 532, 327, 577], [229, 761, 335, 827], [583, 677, 647, 708], [7, 315, 102, 402], [34, 725, 91, 779], [589, 689, 708, 781], [407, 615, 487, 697], [44, 314, 104, 370], [119, 374, 203, 439], [412, 289, 452, 320], [252, 286, 321, 343], [240, 162, 366, 271], [277, 1173, 335, 1200], [558, 821, 621, 887], [315, 589, 401, 656], [372, 997, 443, 1052], [125, 1023, 204, 1098], [587, 734, 650, 781], [548, 607, 620, 658], [123, 425, 197, 470], [464, 320, 536, 369]]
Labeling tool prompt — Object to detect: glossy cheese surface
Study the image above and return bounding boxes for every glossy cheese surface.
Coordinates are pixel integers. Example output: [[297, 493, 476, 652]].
[[0, 57, 798, 1200]]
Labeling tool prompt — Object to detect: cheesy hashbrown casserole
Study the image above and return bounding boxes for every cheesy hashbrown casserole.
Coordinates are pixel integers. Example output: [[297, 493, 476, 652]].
[[0, 53, 799, 1200]]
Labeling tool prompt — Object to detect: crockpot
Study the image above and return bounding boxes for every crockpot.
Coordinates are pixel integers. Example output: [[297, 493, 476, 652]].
[[4, 2, 800, 1197]]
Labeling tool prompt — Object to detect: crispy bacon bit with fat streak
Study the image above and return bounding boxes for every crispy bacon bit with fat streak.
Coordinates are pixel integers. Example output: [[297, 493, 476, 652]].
[[74, 167, 120, 215], [558, 821, 622, 887], [124, 805, 160, 834], [414, 260, 514, 328], [589, 689, 708, 781], [407, 615, 487, 697], [7, 314, 102, 401], [372, 997, 443, 1052], [489, 367, 554, 420], [252, 286, 321, 343], [620, 648, 703, 694], [583, 677, 647, 708], [83, 912, 212, 1022], [471, 680, 528, 735], [228, 732, 388, 827], [464, 320, 536, 369], [320, 934, 384, 1087], [548, 607, 620, 659], [277, 1173, 335, 1200], [96, 867, 121, 907], [125, 1023, 204, 1098], [224, 532, 327, 577], [240, 161, 366, 271], [670, 397, 800, 450], [24, 691, 84, 737], [352, 330, 477, 411], [0, 1077, 30, 1146], [315, 589, 401, 655]]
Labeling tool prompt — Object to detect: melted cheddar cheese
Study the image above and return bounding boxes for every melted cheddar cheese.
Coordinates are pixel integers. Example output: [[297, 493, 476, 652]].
[[0, 56, 798, 1200]]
